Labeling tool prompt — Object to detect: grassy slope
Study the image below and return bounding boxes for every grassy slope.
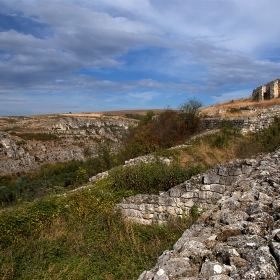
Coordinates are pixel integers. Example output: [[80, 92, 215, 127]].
[[0, 181, 194, 280], [1, 98, 280, 279]]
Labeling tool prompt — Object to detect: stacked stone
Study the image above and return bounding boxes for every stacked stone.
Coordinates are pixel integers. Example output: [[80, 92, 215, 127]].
[[136, 148, 280, 279], [116, 157, 258, 225], [200, 104, 280, 134]]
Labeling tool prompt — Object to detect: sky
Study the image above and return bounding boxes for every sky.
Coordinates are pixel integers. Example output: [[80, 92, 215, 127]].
[[1, 0, 280, 116]]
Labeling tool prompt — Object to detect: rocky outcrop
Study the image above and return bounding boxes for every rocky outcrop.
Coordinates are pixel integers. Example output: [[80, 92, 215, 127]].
[[133, 148, 280, 279], [0, 115, 137, 174]]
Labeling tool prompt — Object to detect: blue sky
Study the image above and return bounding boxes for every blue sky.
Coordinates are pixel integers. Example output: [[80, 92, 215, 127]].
[[1, 0, 280, 116]]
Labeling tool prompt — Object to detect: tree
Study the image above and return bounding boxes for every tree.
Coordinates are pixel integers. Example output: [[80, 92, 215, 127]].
[[178, 97, 202, 134]]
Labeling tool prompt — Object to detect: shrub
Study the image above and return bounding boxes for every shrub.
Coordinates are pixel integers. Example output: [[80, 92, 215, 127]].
[[0, 186, 15, 206], [123, 105, 201, 158], [237, 116, 280, 157], [125, 114, 144, 120], [228, 107, 241, 114], [110, 162, 204, 194], [178, 97, 202, 134], [189, 204, 200, 221]]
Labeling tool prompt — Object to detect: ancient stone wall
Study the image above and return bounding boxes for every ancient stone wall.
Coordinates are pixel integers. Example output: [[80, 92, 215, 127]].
[[116, 156, 254, 225], [252, 78, 280, 101], [135, 147, 280, 279], [200, 104, 280, 134]]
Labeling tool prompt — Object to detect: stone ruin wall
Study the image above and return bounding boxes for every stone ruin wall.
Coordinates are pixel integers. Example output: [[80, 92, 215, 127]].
[[136, 148, 280, 279], [116, 105, 280, 226], [200, 104, 280, 134], [116, 157, 253, 225], [114, 104, 280, 279], [252, 78, 280, 101]]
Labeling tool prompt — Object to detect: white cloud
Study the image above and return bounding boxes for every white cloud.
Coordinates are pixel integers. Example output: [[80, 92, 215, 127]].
[[1, 0, 280, 115]]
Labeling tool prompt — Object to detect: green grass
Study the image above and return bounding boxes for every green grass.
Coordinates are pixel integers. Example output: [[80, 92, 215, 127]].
[[0, 180, 193, 280], [110, 162, 205, 193]]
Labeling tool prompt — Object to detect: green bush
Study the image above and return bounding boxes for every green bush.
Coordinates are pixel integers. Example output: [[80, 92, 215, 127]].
[[110, 162, 204, 194], [189, 204, 200, 221], [210, 120, 241, 148], [212, 134, 229, 148], [237, 116, 280, 157], [0, 186, 15, 206], [178, 97, 202, 134]]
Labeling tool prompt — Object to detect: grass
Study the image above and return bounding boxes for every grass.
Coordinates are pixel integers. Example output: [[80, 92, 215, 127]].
[[0, 180, 193, 280], [201, 97, 280, 118], [179, 116, 280, 168]]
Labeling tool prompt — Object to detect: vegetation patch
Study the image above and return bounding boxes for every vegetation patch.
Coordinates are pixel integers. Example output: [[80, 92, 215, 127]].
[[0, 182, 194, 280], [110, 162, 204, 194]]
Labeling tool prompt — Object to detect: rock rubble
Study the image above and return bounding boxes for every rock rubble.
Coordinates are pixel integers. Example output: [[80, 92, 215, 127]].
[[134, 148, 280, 279]]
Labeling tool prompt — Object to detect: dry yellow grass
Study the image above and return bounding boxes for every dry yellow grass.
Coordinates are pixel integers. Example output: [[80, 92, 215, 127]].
[[179, 139, 239, 169], [201, 97, 280, 118]]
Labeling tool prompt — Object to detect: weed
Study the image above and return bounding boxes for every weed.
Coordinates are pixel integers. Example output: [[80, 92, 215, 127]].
[[109, 162, 204, 194], [228, 107, 241, 114], [0, 184, 192, 279], [189, 204, 200, 221]]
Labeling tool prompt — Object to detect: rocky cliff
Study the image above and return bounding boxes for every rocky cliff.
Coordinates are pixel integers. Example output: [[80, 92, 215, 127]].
[[132, 147, 280, 279], [0, 114, 137, 174]]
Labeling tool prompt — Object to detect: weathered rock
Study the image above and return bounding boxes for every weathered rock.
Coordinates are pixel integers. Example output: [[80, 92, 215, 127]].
[[135, 147, 280, 279], [0, 115, 137, 174]]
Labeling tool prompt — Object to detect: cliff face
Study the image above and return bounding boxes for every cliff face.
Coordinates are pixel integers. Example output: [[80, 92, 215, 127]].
[[133, 148, 280, 279], [0, 114, 137, 174]]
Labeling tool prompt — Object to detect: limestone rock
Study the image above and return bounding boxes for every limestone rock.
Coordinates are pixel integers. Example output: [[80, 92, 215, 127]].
[[135, 147, 280, 279]]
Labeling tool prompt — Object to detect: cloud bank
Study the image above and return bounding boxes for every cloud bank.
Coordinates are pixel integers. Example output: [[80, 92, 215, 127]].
[[1, 0, 280, 115]]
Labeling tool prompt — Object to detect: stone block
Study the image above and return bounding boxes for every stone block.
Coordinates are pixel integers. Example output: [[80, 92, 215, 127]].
[[226, 176, 238, 185], [199, 191, 213, 200], [203, 174, 220, 184], [139, 204, 145, 211], [145, 205, 154, 212], [143, 213, 154, 220], [211, 192, 222, 203], [218, 166, 228, 176], [201, 185, 211, 191], [184, 200, 194, 208], [124, 209, 142, 218], [228, 167, 242, 176], [181, 191, 199, 199], [169, 188, 181, 197], [210, 184, 225, 194], [156, 206, 164, 213], [241, 164, 253, 174], [219, 176, 227, 185], [175, 208, 183, 215]]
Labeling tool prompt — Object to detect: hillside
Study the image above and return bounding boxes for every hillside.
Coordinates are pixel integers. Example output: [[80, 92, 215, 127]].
[[1, 97, 280, 279]]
